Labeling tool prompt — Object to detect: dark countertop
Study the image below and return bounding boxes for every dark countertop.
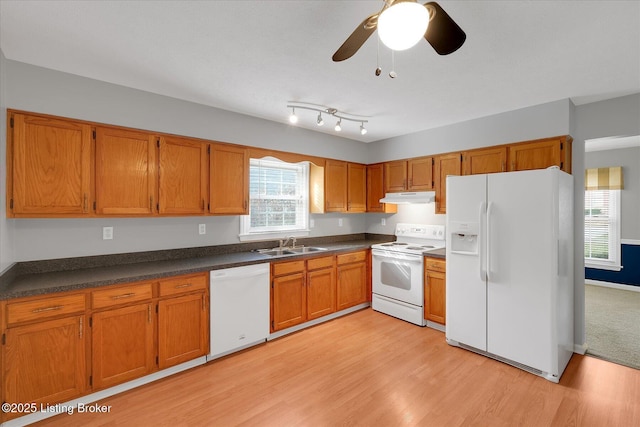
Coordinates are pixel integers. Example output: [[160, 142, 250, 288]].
[[423, 248, 446, 259], [0, 237, 392, 300]]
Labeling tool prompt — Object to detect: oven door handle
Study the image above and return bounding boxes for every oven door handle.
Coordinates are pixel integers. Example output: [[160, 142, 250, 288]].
[[372, 250, 423, 263]]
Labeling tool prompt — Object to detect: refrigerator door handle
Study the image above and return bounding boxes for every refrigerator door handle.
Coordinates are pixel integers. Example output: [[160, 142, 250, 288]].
[[479, 201, 487, 281], [486, 201, 493, 281]]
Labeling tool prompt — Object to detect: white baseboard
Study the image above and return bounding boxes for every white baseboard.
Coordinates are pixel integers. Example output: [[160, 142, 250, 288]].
[[268, 303, 370, 340], [1, 357, 206, 427], [586, 279, 640, 292]]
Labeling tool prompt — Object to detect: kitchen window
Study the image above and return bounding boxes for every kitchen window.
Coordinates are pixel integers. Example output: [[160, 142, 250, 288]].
[[240, 158, 309, 241], [584, 189, 621, 271]]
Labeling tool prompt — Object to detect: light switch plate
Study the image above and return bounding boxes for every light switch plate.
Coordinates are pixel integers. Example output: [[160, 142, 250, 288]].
[[102, 226, 113, 240], [199, 224, 206, 235]]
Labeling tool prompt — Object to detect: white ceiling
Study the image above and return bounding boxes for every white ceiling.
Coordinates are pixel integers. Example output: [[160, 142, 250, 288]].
[[1, 1, 639, 143], [585, 135, 640, 152]]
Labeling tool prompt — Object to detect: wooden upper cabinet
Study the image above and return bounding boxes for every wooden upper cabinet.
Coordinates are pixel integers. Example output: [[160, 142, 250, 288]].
[[95, 127, 157, 215], [407, 157, 433, 190], [366, 163, 396, 213], [384, 160, 408, 192], [347, 163, 366, 213], [325, 160, 348, 212], [158, 136, 208, 215], [508, 137, 571, 173], [434, 153, 462, 215], [209, 144, 248, 215], [10, 113, 91, 216], [462, 146, 507, 175]]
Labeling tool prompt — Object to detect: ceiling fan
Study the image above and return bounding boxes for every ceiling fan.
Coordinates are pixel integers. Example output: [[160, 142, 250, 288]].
[[332, 0, 466, 62]]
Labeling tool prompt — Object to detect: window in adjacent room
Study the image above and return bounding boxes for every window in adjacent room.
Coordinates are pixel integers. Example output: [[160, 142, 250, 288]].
[[240, 158, 309, 240], [584, 166, 623, 271]]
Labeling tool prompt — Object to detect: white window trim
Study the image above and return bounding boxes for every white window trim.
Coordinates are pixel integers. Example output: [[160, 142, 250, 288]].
[[239, 158, 310, 242], [585, 189, 622, 271]]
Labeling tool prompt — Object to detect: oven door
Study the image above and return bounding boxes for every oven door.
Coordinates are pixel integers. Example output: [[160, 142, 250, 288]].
[[372, 249, 424, 306]]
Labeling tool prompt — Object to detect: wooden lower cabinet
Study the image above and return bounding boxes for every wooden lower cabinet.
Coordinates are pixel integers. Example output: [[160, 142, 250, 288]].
[[2, 315, 87, 420], [91, 303, 155, 390], [336, 251, 368, 311], [307, 257, 336, 320], [158, 293, 209, 369], [424, 257, 446, 325], [272, 271, 306, 331]]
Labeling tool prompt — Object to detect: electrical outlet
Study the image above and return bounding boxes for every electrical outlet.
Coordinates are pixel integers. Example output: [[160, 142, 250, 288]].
[[338, 218, 343, 227], [199, 224, 206, 235], [381, 218, 386, 226], [102, 226, 113, 240]]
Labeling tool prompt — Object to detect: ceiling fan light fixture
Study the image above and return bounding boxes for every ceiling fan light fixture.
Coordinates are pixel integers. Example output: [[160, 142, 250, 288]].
[[335, 119, 342, 132], [317, 112, 324, 126], [377, 2, 429, 51], [360, 123, 367, 135], [289, 108, 298, 124]]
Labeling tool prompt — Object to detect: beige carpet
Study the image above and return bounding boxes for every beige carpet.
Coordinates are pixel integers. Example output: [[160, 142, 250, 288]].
[[585, 284, 640, 370]]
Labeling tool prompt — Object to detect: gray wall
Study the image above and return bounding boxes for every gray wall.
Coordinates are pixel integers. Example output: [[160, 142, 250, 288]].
[[1, 58, 369, 262], [0, 51, 13, 273], [585, 147, 640, 240]]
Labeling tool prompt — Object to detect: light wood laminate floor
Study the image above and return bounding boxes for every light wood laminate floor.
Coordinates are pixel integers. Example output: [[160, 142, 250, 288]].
[[35, 308, 640, 426]]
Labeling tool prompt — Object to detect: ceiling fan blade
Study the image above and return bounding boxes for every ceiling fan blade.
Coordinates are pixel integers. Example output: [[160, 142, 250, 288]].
[[332, 13, 379, 62], [424, 2, 466, 55]]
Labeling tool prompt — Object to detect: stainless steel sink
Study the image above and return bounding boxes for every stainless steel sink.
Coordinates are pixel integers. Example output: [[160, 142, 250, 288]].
[[289, 246, 328, 253], [258, 249, 296, 256]]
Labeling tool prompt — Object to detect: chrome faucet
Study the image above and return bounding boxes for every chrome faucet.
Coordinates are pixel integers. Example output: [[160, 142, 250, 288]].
[[279, 236, 297, 249]]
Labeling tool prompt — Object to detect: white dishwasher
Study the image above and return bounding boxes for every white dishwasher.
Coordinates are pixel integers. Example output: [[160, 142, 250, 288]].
[[207, 263, 270, 361]]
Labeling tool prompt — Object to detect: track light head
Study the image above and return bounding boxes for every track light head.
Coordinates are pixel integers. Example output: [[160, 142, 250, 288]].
[[334, 119, 342, 132], [360, 123, 367, 135], [289, 108, 298, 124], [316, 113, 324, 126]]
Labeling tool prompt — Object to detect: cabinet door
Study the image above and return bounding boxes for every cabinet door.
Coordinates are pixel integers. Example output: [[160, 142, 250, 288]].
[[92, 303, 155, 390], [347, 163, 366, 213], [11, 113, 91, 216], [407, 157, 433, 190], [158, 136, 208, 215], [462, 146, 507, 175], [3, 316, 86, 418], [95, 127, 157, 215], [337, 261, 367, 311], [209, 144, 248, 214], [434, 153, 462, 214], [307, 267, 336, 320], [425, 270, 446, 325], [508, 138, 562, 172], [384, 160, 407, 192], [272, 273, 306, 331], [325, 160, 348, 212], [158, 293, 209, 369]]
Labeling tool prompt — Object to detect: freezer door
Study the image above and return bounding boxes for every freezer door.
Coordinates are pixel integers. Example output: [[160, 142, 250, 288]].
[[486, 170, 557, 373], [446, 174, 488, 351]]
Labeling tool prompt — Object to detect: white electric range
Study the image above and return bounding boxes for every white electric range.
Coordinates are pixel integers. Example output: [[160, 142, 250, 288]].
[[371, 223, 445, 326]]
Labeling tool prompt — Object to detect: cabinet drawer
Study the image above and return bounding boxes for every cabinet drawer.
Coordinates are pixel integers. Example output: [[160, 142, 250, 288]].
[[336, 251, 367, 265], [272, 260, 305, 276], [92, 283, 153, 310], [7, 294, 86, 325], [425, 257, 446, 273], [159, 273, 208, 297], [306, 255, 334, 271]]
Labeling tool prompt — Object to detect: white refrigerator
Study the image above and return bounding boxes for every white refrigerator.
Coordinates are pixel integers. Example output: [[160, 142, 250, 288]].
[[445, 168, 574, 382]]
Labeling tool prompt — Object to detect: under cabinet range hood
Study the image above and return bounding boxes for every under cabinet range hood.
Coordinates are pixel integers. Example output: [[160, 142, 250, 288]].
[[379, 191, 436, 204]]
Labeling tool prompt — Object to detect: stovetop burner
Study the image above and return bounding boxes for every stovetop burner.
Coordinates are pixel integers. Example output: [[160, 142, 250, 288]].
[[371, 223, 445, 255]]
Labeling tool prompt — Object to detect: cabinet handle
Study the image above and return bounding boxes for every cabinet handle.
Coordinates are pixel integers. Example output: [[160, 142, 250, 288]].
[[501, 162, 505, 172], [150, 196, 154, 211], [83, 194, 88, 213], [111, 292, 136, 300], [148, 304, 152, 323], [79, 317, 83, 339], [175, 283, 192, 289], [32, 305, 63, 313]]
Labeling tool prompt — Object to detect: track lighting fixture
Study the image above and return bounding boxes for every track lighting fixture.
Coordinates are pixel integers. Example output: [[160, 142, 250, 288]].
[[286, 101, 369, 136]]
